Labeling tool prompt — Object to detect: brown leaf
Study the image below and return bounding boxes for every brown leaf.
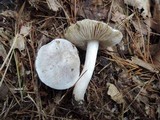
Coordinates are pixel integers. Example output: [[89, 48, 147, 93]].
[[10, 34, 25, 51], [130, 57, 158, 73], [107, 83, 124, 104], [20, 23, 32, 37], [46, 0, 61, 12], [75, 0, 109, 20], [132, 20, 148, 35], [124, 0, 151, 18], [111, 11, 127, 23]]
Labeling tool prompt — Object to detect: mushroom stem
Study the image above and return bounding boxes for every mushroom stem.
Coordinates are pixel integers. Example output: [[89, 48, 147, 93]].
[[73, 40, 99, 103]]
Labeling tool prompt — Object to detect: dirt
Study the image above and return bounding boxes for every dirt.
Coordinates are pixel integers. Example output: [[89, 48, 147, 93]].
[[0, 0, 160, 120]]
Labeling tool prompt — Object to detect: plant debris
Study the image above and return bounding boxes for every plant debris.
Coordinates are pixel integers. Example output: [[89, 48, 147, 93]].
[[107, 83, 124, 104], [0, 0, 160, 120]]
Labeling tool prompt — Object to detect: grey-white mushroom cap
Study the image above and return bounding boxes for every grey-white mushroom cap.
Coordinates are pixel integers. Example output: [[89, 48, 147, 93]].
[[35, 38, 80, 90], [64, 19, 123, 49]]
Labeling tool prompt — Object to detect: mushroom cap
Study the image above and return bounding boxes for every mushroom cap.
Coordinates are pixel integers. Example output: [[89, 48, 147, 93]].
[[35, 38, 80, 90], [64, 19, 123, 49]]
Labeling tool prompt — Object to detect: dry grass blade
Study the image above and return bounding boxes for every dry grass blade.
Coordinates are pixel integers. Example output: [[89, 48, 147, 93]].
[[0, 34, 18, 71], [107, 52, 139, 69], [13, 50, 23, 101], [0, 51, 14, 87], [27, 94, 47, 120]]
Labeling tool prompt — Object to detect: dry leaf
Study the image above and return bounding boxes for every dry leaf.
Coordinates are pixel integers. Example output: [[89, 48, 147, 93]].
[[46, 0, 61, 11], [74, 0, 109, 20], [107, 83, 124, 104], [0, 10, 17, 18], [130, 57, 158, 73], [132, 20, 148, 35], [20, 23, 32, 37], [10, 34, 25, 51], [124, 0, 151, 19], [131, 33, 144, 51], [111, 11, 127, 23]]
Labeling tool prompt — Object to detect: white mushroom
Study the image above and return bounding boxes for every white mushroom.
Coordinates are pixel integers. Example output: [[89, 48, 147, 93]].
[[35, 38, 80, 90], [65, 19, 123, 104]]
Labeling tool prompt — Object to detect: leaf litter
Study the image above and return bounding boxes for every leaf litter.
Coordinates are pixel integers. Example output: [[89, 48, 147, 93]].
[[0, 0, 160, 120]]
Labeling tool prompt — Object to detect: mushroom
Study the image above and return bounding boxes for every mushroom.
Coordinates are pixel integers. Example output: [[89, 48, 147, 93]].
[[35, 38, 80, 90], [65, 19, 123, 104]]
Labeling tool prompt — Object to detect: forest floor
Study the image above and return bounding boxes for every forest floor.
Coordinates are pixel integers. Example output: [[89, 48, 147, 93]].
[[0, 0, 160, 120]]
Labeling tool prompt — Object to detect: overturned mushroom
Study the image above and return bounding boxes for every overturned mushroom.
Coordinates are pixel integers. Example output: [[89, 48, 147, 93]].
[[65, 19, 123, 104], [35, 38, 80, 90]]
